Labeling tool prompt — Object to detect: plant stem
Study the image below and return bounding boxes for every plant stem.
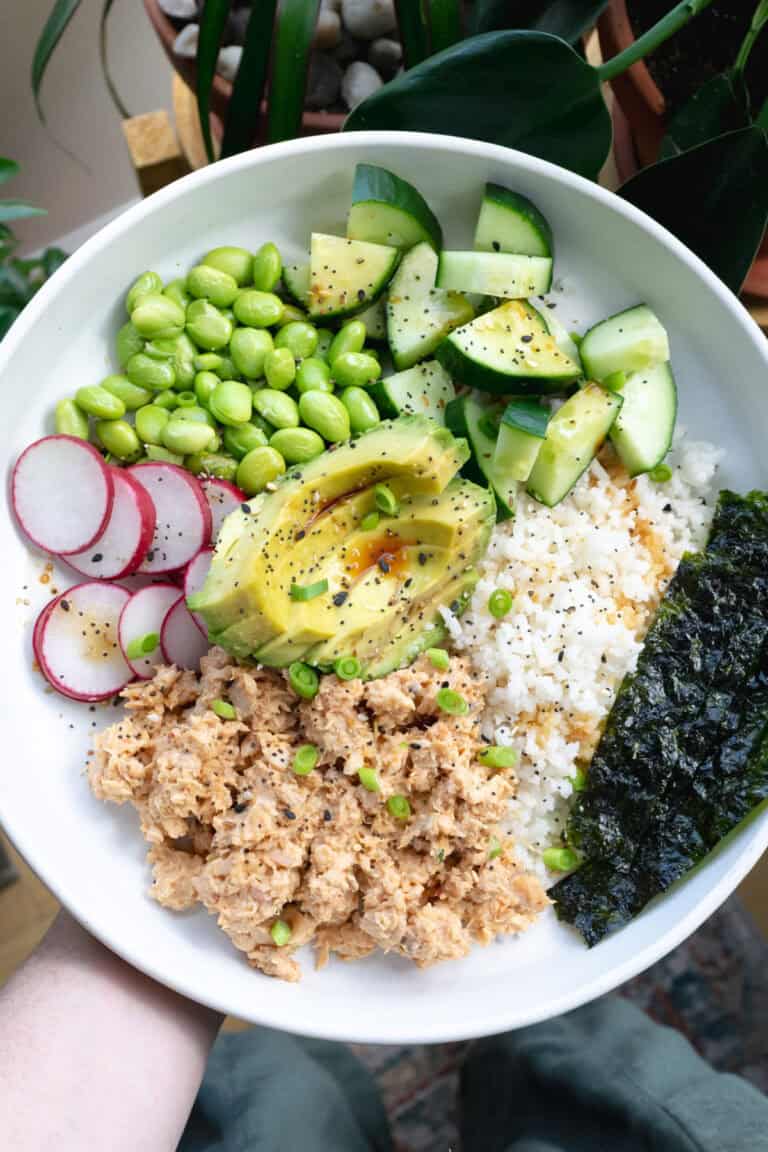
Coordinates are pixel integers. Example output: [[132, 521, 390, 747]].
[[735, 0, 768, 73], [597, 0, 717, 82]]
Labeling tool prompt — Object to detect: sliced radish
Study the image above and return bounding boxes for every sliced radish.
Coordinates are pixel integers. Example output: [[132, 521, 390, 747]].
[[161, 596, 209, 671], [32, 594, 60, 661], [200, 477, 245, 543], [183, 548, 213, 636], [129, 463, 212, 574], [118, 584, 180, 679], [13, 436, 114, 555], [35, 582, 132, 702], [65, 468, 156, 580]]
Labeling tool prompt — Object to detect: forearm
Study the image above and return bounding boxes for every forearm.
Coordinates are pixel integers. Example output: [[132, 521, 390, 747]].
[[0, 911, 221, 1152]]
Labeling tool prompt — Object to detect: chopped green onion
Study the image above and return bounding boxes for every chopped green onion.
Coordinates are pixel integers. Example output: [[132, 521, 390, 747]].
[[571, 766, 587, 792], [602, 370, 627, 392], [293, 743, 319, 776], [542, 846, 579, 872], [270, 918, 292, 947], [360, 511, 380, 531], [436, 848, 445, 863], [649, 463, 673, 483], [358, 766, 380, 792], [488, 836, 503, 860], [211, 698, 236, 720], [290, 578, 328, 602], [125, 632, 160, 660], [436, 688, 469, 716], [386, 794, 411, 821], [374, 483, 399, 516], [288, 661, 319, 699], [334, 655, 361, 681], [488, 589, 513, 619], [426, 647, 450, 671], [478, 745, 518, 769], [569, 331, 583, 347]]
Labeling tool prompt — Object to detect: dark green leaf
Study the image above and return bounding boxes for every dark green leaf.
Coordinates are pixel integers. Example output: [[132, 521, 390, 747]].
[[395, 0, 430, 67], [41, 247, 67, 278], [197, 0, 233, 163], [757, 98, 768, 132], [0, 266, 34, 308], [344, 32, 612, 182], [99, 0, 129, 119], [0, 305, 20, 341], [0, 201, 47, 223], [0, 159, 20, 186], [427, 0, 462, 53], [222, 0, 279, 156], [473, 0, 608, 43], [620, 126, 768, 295], [267, 0, 320, 143], [32, 0, 83, 120], [659, 71, 750, 160]]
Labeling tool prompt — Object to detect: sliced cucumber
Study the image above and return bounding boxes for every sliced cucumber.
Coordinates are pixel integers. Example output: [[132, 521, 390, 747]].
[[495, 399, 550, 483], [282, 261, 310, 306], [357, 296, 387, 341], [435, 300, 581, 395], [387, 242, 474, 370], [370, 361, 455, 425], [527, 384, 623, 507], [436, 251, 553, 298], [536, 306, 583, 368], [347, 164, 442, 250], [580, 305, 670, 382], [609, 362, 677, 476], [308, 233, 400, 321], [445, 393, 515, 519], [474, 184, 553, 259]]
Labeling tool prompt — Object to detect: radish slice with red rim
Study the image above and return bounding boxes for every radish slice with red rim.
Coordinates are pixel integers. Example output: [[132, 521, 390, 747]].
[[118, 584, 180, 679], [183, 548, 213, 636], [32, 594, 60, 660], [12, 436, 114, 555], [35, 582, 132, 702], [65, 468, 156, 580], [199, 477, 245, 543], [161, 596, 209, 671], [129, 463, 212, 574]]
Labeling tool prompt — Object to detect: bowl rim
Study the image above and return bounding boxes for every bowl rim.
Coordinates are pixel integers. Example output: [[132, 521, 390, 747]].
[[2, 130, 767, 1044]]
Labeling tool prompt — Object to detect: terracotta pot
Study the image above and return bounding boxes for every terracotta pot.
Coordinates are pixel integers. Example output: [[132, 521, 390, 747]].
[[598, 0, 768, 297], [143, 0, 345, 145]]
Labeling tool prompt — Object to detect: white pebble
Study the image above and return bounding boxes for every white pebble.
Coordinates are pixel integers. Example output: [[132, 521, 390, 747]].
[[341, 0, 396, 40], [173, 23, 199, 59], [216, 45, 243, 83], [315, 6, 342, 50], [342, 60, 383, 110], [322, 0, 343, 11], [158, 0, 197, 18]]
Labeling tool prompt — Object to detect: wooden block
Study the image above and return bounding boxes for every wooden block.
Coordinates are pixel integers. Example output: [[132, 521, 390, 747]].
[[122, 110, 191, 197]]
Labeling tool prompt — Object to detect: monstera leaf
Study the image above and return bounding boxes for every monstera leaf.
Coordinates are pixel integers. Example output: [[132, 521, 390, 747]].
[[473, 0, 609, 42]]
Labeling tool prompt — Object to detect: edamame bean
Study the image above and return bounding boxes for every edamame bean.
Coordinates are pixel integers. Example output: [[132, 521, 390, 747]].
[[252, 389, 299, 430], [236, 446, 286, 496], [250, 411, 274, 437], [175, 404, 216, 427], [135, 404, 171, 445], [328, 320, 366, 365], [143, 336, 179, 359], [187, 264, 240, 308], [184, 452, 239, 481], [296, 357, 332, 394], [95, 419, 141, 461], [75, 385, 126, 420], [126, 271, 163, 316], [100, 374, 152, 411], [314, 328, 334, 361], [153, 389, 179, 411], [233, 290, 284, 329], [299, 391, 350, 442], [270, 427, 325, 464], [193, 352, 240, 379], [223, 423, 269, 459], [162, 418, 217, 456], [203, 246, 253, 287], [251, 242, 281, 292], [341, 386, 380, 434], [264, 347, 296, 391], [186, 299, 233, 350], [173, 351, 196, 389], [126, 352, 176, 392], [275, 304, 307, 328], [275, 321, 318, 360], [163, 278, 191, 311], [116, 322, 144, 367], [194, 370, 220, 408], [174, 391, 198, 408], [130, 293, 186, 339], [55, 398, 89, 439], [146, 444, 184, 466], [209, 380, 252, 427], [230, 327, 273, 379], [331, 351, 380, 388]]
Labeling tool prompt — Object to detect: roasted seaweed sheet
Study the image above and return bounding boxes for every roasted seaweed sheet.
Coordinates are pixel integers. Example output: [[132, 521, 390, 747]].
[[552, 490, 768, 945]]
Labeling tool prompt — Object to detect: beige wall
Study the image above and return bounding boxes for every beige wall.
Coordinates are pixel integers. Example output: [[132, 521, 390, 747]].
[[0, 0, 172, 250]]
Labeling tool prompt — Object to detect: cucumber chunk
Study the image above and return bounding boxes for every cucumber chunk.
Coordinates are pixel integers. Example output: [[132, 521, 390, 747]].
[[436, 251, 553, 298], [370, 361, 455, 425], [282, 262, 310, 306], [474, 184, 553, 259], [348, 164, 443, 250], [308, 233, 400, 320], [435, 300, 581, 395], [580, 304, 670, 382], [357, 297, 387, 341], [387, 242, 474, 370], [495, 399, 550, 483], [609, 362, 677, 477], [445, 393, 515, 519], [527, 384, 623, 507]]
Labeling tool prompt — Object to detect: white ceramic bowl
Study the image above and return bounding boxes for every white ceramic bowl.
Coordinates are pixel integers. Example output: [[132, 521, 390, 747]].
[[2, 132, 767, 1045]]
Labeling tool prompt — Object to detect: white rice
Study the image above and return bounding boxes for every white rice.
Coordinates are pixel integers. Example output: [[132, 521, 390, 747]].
[[444, 433, 722, 880]]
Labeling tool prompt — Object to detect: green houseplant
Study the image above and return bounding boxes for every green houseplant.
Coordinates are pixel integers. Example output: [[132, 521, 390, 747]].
[[0, 159, 65, 341]]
